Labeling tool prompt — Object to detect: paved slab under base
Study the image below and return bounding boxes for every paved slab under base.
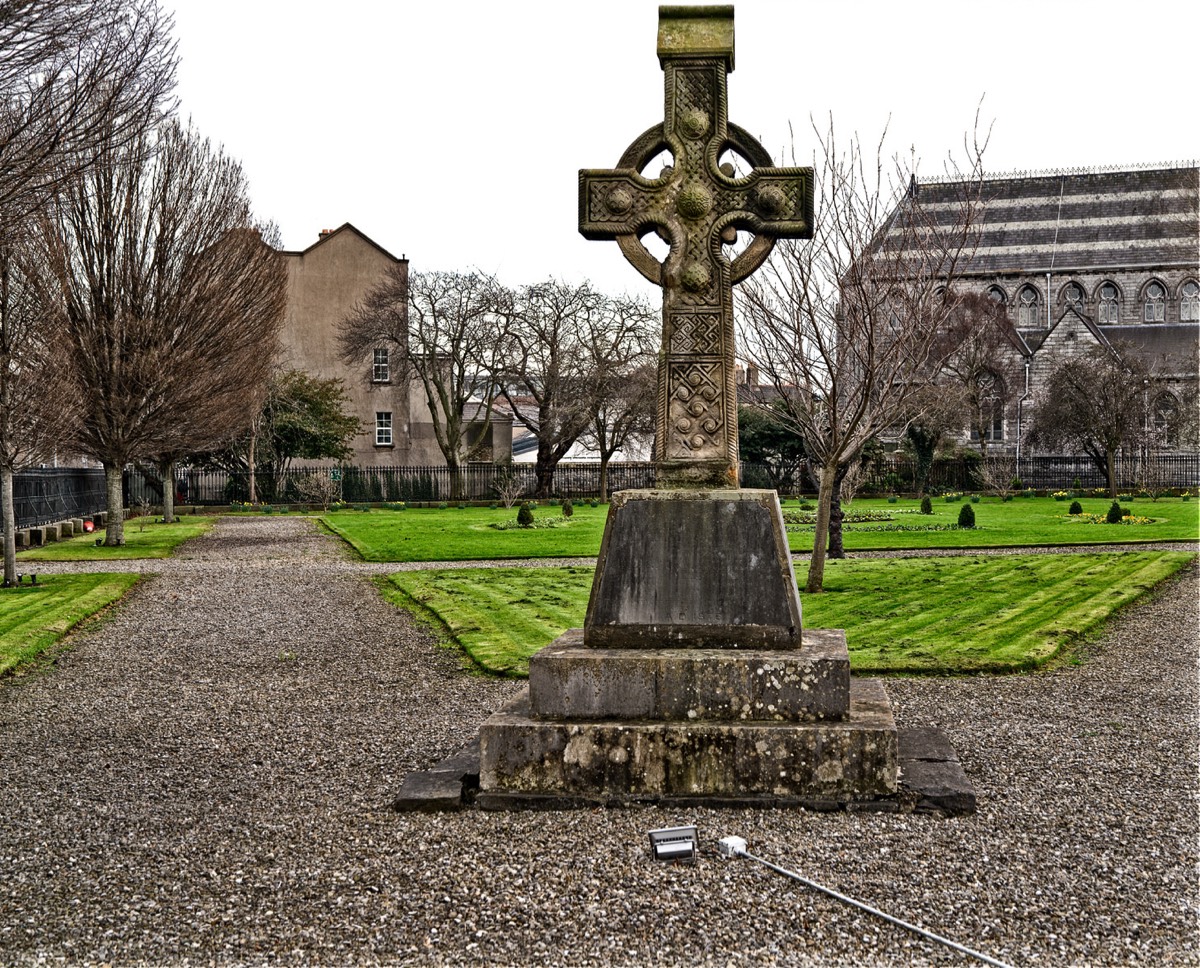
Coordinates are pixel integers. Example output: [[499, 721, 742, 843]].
[[392, 738, 480, 813]]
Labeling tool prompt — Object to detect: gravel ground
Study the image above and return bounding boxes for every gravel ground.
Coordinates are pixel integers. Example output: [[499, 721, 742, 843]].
[[0, 515, 1196, 967]]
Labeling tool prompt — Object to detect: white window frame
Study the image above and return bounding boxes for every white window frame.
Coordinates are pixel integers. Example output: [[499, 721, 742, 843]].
[[1182, 282, 1200, 322], [1098, 283, 1120, 324], [372, 348, 390, 383], [375, 411, 393, 446], [1143, 283, 1165, 322]]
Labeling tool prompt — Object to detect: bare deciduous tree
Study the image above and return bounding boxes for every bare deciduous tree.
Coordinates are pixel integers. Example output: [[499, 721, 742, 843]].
[[0, 0, 177, 238], [938, 291, 1020, 457], [499, 280, 604, 498], [579, 357, 657, 503], [43, 118, 285, 543], [500, 283, 658, 498], [341, 268, 508, 500], [0, 226, 77, 584], [738, 118, 986, 592], [1027, 343, 1153, 499]]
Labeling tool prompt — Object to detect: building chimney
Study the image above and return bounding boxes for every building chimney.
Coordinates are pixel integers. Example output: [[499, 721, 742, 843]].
[[746, 363, 759, 387], [319, 228, 334, 239]]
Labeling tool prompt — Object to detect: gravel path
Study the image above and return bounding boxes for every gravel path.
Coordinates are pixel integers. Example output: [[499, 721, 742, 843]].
[[1, 515, 1196, 967]]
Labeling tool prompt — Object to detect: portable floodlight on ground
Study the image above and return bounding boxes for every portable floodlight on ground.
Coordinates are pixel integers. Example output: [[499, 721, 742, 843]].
[[648, 826, 697, 863]]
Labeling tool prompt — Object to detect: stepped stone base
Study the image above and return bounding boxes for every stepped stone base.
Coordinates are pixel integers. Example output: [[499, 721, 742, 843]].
[[478, 679, 896, 802], [529, 627, 849, 722], [397, 728, 976, 816]]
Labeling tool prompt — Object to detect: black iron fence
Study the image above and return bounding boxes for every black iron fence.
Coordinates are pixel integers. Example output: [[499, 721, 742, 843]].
[[174, 462, 660, 505], [12, 468, 106, 529], [11, 453, 1199, 526], [859, 453, 1200, 495]]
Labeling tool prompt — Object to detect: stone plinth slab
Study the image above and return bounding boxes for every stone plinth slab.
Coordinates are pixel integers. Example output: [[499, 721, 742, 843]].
[[529, 628, 849, 722], [393, 739, 481, 813], [479, 679, 896, 801], [897, 727, 977, 816], [584, 489, 802, 649]]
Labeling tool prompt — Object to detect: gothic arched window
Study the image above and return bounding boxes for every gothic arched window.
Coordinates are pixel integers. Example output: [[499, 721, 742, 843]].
[[1098, 282, 1120, 324], [1152, 394, 1180, 447], [1063, 283, 1085, 314], [1017, 286, 1040, 327], [987, 286, 1006, 305], [1181, 281, 1200, 322], [1143, 282, 1166, 322]]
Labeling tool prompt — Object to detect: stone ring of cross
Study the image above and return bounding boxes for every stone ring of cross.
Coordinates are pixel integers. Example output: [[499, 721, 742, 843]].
[[604, 122, 787, 288]]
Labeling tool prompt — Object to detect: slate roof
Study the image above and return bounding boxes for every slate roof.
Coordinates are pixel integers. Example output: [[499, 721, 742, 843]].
[[1103, 323, 1200, 376], [899, 166, 1199, 276]]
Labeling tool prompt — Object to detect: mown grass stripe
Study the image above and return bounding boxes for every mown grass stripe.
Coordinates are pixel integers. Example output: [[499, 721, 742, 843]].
[[1, 573, 140, 675], [382, 552, 1196, 677]]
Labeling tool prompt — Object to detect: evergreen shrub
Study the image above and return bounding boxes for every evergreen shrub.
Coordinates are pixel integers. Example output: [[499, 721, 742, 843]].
[[957, 503, 975, 528], [1105, 501, 1123, 524], [920, 496, 933, 515], [561, 499, 574, 518], [517, 502, 535, 527], [1068, 500, 1083, 515]]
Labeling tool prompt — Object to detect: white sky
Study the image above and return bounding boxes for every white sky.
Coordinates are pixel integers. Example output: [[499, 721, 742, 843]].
[[167, 0, 1198, 303]]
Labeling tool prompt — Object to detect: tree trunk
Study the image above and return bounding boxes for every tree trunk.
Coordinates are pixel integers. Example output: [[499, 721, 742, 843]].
[[2, 466, 16, 587], [534, 442, 555, 498], [104, 462, 125, 546], [1106, 449, 1118, 499], [598, 455, 610, 503], [827, 467, 846, 560], [804, 459, 838, 593], [247, 427, 258, 504], [447, 458, 463, 501], [160, 460, 176, 524]]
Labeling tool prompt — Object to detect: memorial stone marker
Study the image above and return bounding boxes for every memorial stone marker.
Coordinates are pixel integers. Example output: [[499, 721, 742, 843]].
[[476, 5, 902, 808]]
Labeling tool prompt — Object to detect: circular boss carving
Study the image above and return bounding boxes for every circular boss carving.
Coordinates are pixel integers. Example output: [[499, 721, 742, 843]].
[[679, 109, 709, 140], [756, 186, 787, 218], [606, 187, 633, 215], [681, 262, 710, 292], [676, 184, 712, 219]]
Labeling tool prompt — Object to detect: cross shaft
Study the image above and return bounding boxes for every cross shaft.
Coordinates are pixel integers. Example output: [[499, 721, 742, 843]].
[[579, 6, 812, 488]]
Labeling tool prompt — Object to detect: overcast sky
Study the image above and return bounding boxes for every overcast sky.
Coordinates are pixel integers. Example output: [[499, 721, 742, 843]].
[[166, 0, 1198, 303]]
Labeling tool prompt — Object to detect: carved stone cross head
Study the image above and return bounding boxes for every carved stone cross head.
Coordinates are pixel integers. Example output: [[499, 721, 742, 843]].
[[580, 5, 813, 488]]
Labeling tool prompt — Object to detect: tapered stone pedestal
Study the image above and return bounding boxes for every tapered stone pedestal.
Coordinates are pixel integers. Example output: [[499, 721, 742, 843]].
[[476, 490, 904, 809]]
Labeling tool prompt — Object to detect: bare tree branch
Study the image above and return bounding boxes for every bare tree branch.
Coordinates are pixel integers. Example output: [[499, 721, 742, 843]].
[[738, 114, 987, 591], [42, 117, 285, 542]]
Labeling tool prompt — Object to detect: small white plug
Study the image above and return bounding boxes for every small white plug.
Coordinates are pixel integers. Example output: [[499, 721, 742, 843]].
[[717, 835, 747, 858]]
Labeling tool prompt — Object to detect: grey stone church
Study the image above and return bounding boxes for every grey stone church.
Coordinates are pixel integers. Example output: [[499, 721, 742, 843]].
[[911, 164, 1198, 455]]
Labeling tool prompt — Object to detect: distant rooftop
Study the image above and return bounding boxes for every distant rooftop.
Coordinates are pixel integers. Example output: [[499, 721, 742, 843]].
[[893, 164, 1199, 276]]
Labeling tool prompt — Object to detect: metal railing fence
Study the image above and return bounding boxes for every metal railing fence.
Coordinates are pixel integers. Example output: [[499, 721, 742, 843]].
[[10, 453, 1198, 526]]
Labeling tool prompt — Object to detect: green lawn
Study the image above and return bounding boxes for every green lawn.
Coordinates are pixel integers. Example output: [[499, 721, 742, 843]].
[[0, 573, 140, 675], [324, 497, 1198, 562], [324, 504, 609, 562], [789, 495, 1199, 551], [380, 552, 1195, 677], [18, 516, 216, 560]]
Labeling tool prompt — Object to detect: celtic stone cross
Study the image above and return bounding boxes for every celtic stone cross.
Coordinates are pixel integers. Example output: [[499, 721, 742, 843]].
[[579, 5, 813, 488]]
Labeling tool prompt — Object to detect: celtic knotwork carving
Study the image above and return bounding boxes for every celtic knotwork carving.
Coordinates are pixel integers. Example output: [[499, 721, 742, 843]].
[[670, 313, 722, 354], [671, 69, 716, 138]]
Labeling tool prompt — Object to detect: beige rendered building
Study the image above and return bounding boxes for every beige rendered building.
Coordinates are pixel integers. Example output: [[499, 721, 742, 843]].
[[278, 224, 444, 466]]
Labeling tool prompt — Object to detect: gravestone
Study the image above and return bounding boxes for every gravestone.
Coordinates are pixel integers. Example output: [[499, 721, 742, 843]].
[[476, 5, 905, 808]]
